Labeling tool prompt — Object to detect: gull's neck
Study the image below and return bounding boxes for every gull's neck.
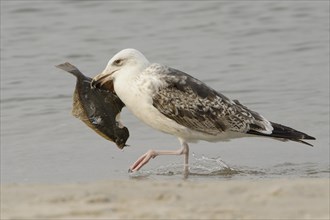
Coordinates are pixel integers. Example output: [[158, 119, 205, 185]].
[[113, 63, 150, 107]]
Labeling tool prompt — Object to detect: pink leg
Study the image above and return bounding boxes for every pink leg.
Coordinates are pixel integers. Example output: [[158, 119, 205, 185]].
[[129, 141, 190, 177]]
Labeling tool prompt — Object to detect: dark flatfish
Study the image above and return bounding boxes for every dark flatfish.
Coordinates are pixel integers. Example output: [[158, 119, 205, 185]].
[[56, 62, 129, 149]]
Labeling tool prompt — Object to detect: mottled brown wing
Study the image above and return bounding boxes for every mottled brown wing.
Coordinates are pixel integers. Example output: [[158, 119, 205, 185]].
[[152, 67, 264, 135]]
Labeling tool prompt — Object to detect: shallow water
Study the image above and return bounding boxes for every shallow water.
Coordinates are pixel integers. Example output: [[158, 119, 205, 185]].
[[1, 1, 329, 183], [130, 154, 329, 181]]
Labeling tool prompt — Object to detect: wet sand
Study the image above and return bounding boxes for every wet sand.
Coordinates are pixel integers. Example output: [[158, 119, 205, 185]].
[[1, 178, 329, 219]]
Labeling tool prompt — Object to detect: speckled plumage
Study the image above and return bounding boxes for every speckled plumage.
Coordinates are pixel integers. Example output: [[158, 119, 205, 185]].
[[150, 64, 273, 136]]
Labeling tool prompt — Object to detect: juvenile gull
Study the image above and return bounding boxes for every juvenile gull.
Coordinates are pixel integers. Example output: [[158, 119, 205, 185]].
[[91, 48, 315, 176]]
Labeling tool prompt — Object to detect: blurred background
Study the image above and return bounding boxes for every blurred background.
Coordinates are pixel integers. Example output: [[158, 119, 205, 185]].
[[1, 1, 329, 183]]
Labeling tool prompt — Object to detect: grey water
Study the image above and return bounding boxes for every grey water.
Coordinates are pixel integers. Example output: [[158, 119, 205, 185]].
[[1, 1, 329, 183]]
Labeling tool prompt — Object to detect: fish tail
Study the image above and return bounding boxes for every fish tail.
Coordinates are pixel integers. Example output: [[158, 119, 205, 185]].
[[56, 62, 83, 79]]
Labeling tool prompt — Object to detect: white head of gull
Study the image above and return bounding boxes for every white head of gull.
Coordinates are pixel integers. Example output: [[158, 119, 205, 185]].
[[92, 48, 315, 177]]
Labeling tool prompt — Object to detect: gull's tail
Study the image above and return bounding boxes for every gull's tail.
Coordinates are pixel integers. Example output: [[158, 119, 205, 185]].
[[247, 122, 316, 146]]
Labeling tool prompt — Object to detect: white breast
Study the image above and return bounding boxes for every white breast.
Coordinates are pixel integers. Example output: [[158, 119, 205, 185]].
[[113, 68, 181, 133]]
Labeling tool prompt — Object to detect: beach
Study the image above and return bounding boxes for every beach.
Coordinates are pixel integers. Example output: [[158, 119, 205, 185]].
[[1, 178, 329, 219]]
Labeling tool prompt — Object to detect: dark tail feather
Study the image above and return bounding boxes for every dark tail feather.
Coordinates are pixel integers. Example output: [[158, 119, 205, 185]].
[[247, 122, 316, 147]]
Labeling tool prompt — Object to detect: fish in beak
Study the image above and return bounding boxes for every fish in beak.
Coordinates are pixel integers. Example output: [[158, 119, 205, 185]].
[[56, 62, 129, 149]]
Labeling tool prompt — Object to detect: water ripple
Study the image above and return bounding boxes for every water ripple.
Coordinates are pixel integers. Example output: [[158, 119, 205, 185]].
[[128, 155, 329, 180]]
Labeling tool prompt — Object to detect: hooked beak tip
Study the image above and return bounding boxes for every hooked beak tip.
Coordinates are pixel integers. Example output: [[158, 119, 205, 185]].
[[90, 73, 110, 89], [90, 78, 99, 89]]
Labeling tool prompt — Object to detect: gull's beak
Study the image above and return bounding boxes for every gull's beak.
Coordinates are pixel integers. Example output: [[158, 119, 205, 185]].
[[91, 71, 114, 89]]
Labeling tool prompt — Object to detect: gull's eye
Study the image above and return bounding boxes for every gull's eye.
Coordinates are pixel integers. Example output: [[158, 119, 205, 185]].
[[113, 59, 123, 66]]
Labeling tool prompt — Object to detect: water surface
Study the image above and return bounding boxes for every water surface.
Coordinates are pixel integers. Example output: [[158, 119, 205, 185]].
[[1, 1, 329, 183]]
